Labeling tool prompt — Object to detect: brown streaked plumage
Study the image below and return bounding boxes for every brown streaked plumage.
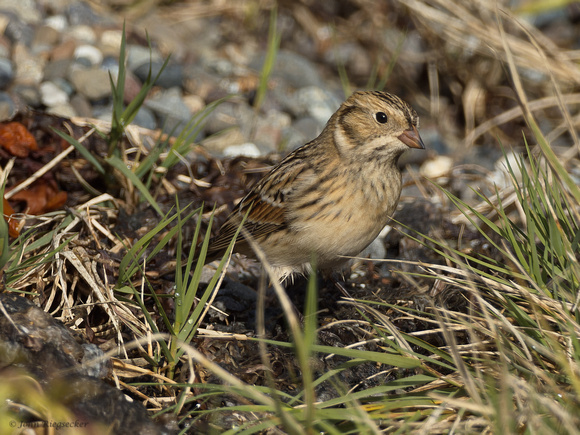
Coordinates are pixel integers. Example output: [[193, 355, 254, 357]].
[[204, 90, 425, 280]]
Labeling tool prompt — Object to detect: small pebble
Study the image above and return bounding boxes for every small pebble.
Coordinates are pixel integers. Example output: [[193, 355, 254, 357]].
[[69, 67, 112, 101], [127, 45, 162, 71], [46, 102, 77, 118], [359, 236, 387, 260], [223, 142, 261, 158], [251, 50, 323, 88], [40, 81, 69, 106], [67, 25, 96, 44], [70, 93, 92, 117], [182, 94, 205, 114], [145, 87, 192, 134], [45, 15, 67, 32], [289, 86, 340, 125], [13, 44, 45, 85], [2, 0, 42, 24], [134, 62, 183, 89], [132, 107, 157, 130], [100, 30, 123, 56], [32, 25, 61, 51], [0, 58, 14, 89], [420, 155, 453, 179], [0, 92, 16, 121], [11, 84, 41, 106], [74, 44, 103, 66]]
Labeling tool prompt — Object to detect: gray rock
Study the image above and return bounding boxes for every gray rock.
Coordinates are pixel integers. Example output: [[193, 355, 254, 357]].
[[203, 100, 254, 135], [5, 17, 34, 46], [13, 43, 45, 85], [44, 59, 73, 82], [73, 56, 93, 68], [0, 92, 16, 121], [145, 87, 192, 135], [0, 292, 168, 434], [282, 116, 322, 151], [287, 86, 341, 125], [418, 126, 448, 156], [570, 163, 580, 186], [203, 57, 235, 77], [182, 64, 222, 98], [460, 144, 503, 171], [132, 106, 157, 130], [127, 45, 162, 71], [101, 56, 119, 75], [70, 93, 92, 117], [11, 84, 41, 107], [67, 2, 106, 26], [0, 0, 41, 23], [31, 25, 61, 53], [52, 76, 75, 96], [69, 66, 112, 101], [0, 41, 8, 59], [92, 103, 113, 122], [323, 42, 372, 79], [359, 235, 387, 261], [250, 50, 323, 88], [0, 58, 13, 89], [252, 109, 291, 151], [134, 61, 183, 89]]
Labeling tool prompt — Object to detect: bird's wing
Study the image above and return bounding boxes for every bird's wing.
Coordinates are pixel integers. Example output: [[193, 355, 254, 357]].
[[205, 152, 314, 260]]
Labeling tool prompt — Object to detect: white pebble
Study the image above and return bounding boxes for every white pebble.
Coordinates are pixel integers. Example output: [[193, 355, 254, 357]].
[[68, 25, 96, 44], [420, 155, 453, 178], [45, 15, 67, 32], [40, 81, 68, 106], [182, 94, 205, 114], [47, 103, 77, 118], [74, 45, 103, 66], [223, 143, 261, 158], [100, 30, 123, 52]]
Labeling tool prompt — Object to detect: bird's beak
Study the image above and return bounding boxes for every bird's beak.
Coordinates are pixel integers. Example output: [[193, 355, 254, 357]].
[[397, 126, 425, 149]]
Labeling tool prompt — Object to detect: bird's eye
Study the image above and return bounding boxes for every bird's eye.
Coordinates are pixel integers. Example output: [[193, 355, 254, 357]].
[[375, 112, 388, 124]]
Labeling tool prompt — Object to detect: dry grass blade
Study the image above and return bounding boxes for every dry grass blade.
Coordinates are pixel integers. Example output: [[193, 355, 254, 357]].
[[401, 0, 580, 84], [464, 93, 580, 146]]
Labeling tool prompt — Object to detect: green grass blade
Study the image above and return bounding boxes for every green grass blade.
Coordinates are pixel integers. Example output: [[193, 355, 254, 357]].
[[105, 155, 163, 215], [51, 128, 105, 175]]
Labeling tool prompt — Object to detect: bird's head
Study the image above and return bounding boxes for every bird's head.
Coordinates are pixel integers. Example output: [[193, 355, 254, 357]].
[[331, 90, 425, 163]]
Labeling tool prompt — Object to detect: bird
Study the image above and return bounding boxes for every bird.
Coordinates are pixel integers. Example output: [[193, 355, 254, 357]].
[[202, 90, 425, 281]]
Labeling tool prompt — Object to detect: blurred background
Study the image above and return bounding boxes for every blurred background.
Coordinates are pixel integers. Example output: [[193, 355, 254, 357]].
[[4, 0, 580, 183]]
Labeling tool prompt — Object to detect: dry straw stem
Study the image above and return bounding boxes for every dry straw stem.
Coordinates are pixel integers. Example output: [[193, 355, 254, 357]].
[[401, 0, 580, 153], [464, 93, 580, 147], [4, 125, 89, 199], [401, 0, 580, 84]]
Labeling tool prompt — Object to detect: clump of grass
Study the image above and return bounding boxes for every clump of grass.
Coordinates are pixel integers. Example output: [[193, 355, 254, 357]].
[[114, 203, 244, 382], [0, 161, 75, 292], [155, 8, 580, 433], [53, 23, 223, 217]]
